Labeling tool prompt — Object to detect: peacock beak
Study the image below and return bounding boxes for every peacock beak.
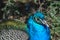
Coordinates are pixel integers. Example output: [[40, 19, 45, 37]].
[[41, 19, 49, 27]]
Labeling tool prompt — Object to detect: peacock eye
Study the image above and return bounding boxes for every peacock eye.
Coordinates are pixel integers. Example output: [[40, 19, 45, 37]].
[[34, 17, 40, 21], [37, 18, 40, 21], [34, 17, 42, 24]]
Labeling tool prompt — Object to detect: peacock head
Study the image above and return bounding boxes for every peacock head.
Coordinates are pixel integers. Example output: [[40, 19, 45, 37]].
[[32, 11, 49, 27], [34, 11, 44, 19], [33, 11, 45, 24]]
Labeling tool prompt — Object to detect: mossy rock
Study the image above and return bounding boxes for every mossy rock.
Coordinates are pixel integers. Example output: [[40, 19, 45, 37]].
[[0, 20, 27, 31]]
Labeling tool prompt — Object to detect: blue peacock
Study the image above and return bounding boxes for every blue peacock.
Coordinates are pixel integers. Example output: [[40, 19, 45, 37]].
[[26, 11, 51, 40]]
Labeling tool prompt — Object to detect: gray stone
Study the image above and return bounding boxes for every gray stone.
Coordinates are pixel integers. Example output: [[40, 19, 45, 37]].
[[0, 29, 28, 40]]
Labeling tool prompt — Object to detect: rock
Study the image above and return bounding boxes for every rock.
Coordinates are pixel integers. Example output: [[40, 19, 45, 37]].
[[0, 29, 28, 40]]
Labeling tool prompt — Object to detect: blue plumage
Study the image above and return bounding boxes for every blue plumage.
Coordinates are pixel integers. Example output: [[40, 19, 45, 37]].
[[33, 11, 44, 20], [26, 11, 50, 40]]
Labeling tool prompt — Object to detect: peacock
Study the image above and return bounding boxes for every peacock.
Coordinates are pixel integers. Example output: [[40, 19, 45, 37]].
[[26, 11, 51, 40]]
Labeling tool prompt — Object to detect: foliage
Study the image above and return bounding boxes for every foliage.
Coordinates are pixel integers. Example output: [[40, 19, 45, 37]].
[[42, 1, 60, 40], [2, 0, 20, 19]]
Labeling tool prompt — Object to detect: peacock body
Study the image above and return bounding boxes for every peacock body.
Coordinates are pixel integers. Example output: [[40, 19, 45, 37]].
[[26, 11, 50, 40]]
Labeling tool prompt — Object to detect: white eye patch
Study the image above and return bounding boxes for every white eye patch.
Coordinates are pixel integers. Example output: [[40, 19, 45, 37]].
[[33, 17, 43, 24], [33, 17, 49, 27]]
